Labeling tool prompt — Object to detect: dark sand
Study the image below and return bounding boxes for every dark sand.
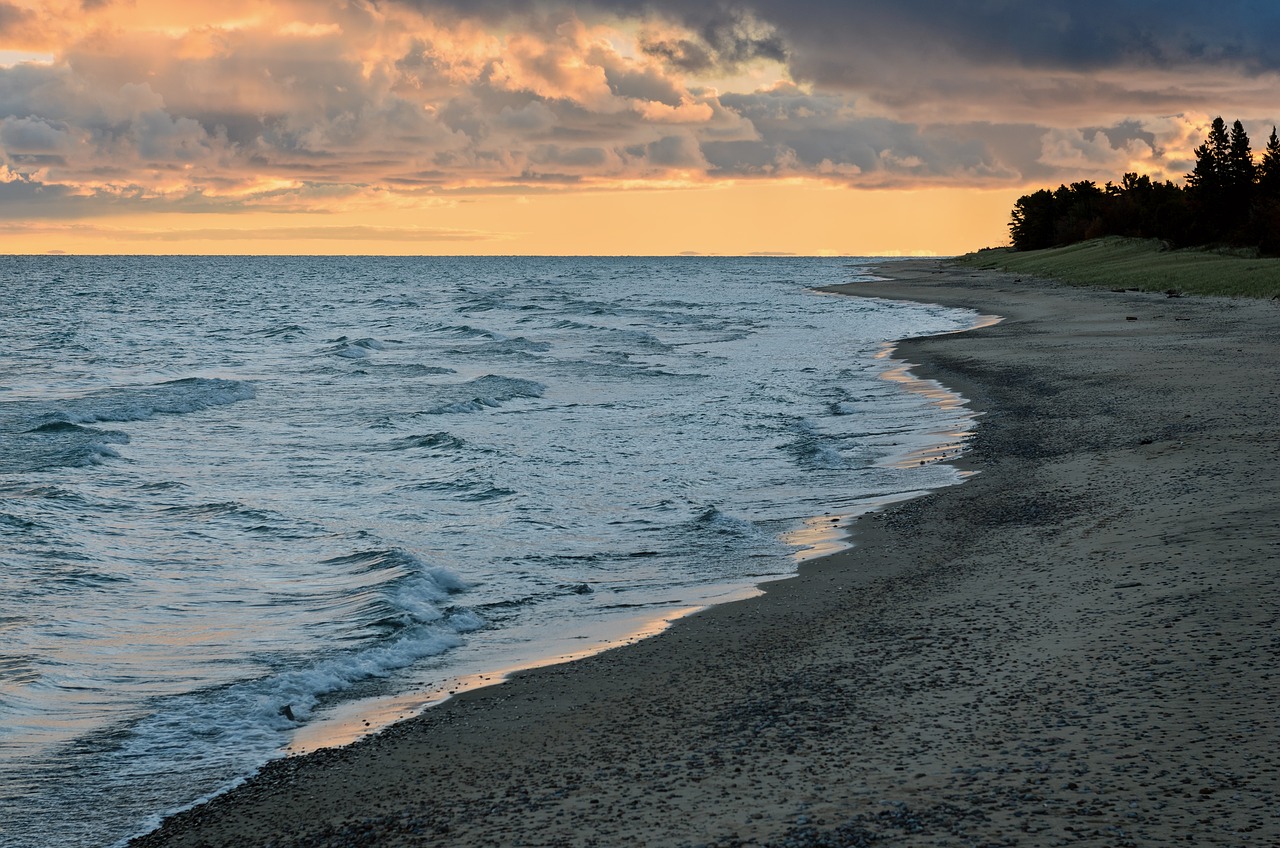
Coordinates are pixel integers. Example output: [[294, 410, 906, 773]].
[[133, 261, 1280, 847]]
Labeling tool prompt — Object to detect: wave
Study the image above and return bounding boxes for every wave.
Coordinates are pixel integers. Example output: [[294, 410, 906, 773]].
[[161, 500, 255, 517], [427, 399, 510, 414], [424, 323, 498, 339], [377, 364, 456, 377], [155, 500, 326, 541], [552, 354, 707, 382], [50, 569, 131, 589], [307, 548, 475, 633], [317, 548, 419, 575], [380, 432, 469, 452], [780, 419, 850, 470], [327, 337, 387, 359], [459, 337, 551, 356], [161, 501, 277, 524], [693, 505, 769, 538], [2, 421, 131, 473], [680, 506, 797, 566], [54, 378, 256, 426], [26, 421, 100, 435], [550, 319, 594, 331], [454, 295, 505, 313], [381, 566, 477, 632], [423, 323, 550, 357], [418, 375, 545, 415], [549, 320, 673, 352], [19, 484, 91, 502], [257, 323, 307, 339], [0, 511, 49, 531], [401, 478, 517, 502], [135, 481, 188, 492], [103, 582, 482, 832]]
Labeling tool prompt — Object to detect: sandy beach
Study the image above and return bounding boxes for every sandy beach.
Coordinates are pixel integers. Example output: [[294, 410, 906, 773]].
[[132, 260, 1280, 847]]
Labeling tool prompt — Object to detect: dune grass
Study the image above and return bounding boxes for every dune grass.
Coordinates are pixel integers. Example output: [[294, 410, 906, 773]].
[[957, 237, 1280, 299]]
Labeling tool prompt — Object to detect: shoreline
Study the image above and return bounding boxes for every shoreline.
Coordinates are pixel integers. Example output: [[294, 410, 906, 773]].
[[133, 259, 1280, 847], [188, 292, 982, 764]]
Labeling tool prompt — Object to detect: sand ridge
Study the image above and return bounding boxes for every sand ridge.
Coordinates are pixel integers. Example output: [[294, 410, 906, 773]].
[[132, 261, 1280, 847]]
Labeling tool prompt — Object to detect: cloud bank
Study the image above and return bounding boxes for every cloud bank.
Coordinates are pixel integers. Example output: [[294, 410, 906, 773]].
[[0, 0, 1275, 218]]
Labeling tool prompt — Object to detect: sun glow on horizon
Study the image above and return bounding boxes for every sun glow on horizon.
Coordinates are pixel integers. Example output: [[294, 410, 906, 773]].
[[0, 181, 1015, 256]]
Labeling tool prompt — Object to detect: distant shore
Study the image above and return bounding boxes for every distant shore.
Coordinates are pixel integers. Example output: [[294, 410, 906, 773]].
[[134, 259, 1280, 847]]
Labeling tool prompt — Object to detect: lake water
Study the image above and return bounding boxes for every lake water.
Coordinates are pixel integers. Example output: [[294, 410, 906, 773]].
[[0, 256, 977, 846]]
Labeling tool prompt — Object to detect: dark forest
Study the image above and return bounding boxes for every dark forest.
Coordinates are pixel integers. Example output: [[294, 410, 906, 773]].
[[1009, 118, 1280, 255]]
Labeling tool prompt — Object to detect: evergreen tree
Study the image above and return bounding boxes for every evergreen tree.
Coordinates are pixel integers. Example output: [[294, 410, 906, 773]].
[[1053, 180, 1106, 244], [1009, 189, 1057, 250], [1187, 117, 1229, 194], [1006, 115, 1275, 254], [1259, 126, 1280, 198], [1211, 117, 1231, 168], [1187, 117, 1232, 241], [1228, 120, 1257, 189], [1256, 127, 1280, 253], [1222, 120, 1257, 238]]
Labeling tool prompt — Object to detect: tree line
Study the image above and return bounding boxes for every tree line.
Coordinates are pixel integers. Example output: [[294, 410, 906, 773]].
[[1009, 118, 1280, 255]]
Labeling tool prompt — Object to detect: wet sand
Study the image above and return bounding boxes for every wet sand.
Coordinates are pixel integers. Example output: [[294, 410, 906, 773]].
[[133, 260, 1280, 847]]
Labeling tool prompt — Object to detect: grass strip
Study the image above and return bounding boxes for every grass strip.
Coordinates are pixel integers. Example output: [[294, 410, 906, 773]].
[[957, 236, 1280, 298]]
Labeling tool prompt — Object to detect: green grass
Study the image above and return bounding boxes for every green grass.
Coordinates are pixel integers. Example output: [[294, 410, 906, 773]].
[[957, 237, 1280, 299]]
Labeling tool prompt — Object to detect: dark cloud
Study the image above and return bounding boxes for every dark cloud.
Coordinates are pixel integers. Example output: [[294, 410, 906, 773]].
[[399, 1, 1280, 112], [0, 176, 227, 219], [644, 134, 703, 167], [601, 63, 683, 106], [705, 87, 1040, 184], [529, 143, 609, 167], [747, 0, 1280, 75], [1091, 120, 1159, 154], [672, 5, 787, 68], [560, 1, 1280, 73], [639, 37, 714, 73], [0, 116, 70, 152]]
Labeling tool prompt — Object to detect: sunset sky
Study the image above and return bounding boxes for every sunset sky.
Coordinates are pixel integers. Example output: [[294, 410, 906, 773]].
[[3, 0, 1278, 254]]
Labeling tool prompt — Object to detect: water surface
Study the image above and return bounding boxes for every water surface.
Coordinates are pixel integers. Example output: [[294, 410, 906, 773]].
[[0, 256, 976, 846]]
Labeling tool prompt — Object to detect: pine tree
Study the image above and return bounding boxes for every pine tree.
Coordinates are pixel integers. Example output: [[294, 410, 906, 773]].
[[1187, 119, 1226, 192], [1222, 120, 1257, 237], [1228, 120, 1256, 194], [1187, 117, 1232, 241], [1257, 127, 1280, 253], [1210, 117, 1231, 169], [1259, 126, 1280, 198]]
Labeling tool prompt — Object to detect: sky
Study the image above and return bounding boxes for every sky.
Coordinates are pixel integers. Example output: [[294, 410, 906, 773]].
[[2, 0, 1278, 255]]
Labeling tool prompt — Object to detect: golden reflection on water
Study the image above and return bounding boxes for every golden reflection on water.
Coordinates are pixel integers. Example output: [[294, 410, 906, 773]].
[[783, 512, 857, 561], [873, 312, 999, 469], [285, 598, 744, 755], [784, 312, 999, 560]]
